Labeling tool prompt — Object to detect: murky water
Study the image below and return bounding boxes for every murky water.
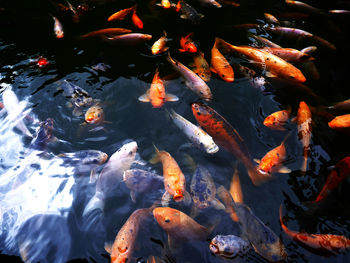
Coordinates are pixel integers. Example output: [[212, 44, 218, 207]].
[[1, 0, 350, 262]]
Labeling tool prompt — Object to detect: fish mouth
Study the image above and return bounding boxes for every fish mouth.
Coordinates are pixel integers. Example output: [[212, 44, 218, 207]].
[[173, 192, 184, 202], [209, 242, 219, 254], [207, 145, 219, 154]]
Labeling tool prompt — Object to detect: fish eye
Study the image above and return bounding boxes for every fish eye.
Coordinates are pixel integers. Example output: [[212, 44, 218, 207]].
[[289, 75, 295, 79], [128, 151, 133, 155], [165, 218, 171, 223]]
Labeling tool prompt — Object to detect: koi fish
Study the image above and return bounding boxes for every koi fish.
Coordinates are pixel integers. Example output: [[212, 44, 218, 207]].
[[107, 5, 135, 21], [177, 0, 204, 24], [151, 31, 169, 55], [263, 109, 290, 131], [329, 10, 350, 15], [37, 57, 49, 67], [313, 157, 350, 203], [216, 38, 307, 83], [328, 114, 350, 131], [105, 206, 155, 263], [80, 28, 132, 38], [210, 235, 250, 258], [264, 13, 280, 24], [217, 187, 288, 262], [198, 0, 222, 8], [84, 104, 104, 124], [190, 165, 224, 215], [285, 0, 324, 15], [179, 33, 197, 53], [254, 135, 291, 175], [279, 205, 350, 255], [211, 39, 234, 82], [52, 15, 64, 39], [262, 47, 315, 63], [123, 169, 164, 202], [167, 53, 212, 100], [296, 101, 312, 172], [103, 33, 152, 45], [229, 165, 243, 204], [216, 184, 239, 221], [191, 102, 268, 185], [138, 69, 178, 108], [83, 141, 138, 216], [156, 0, 172, 9], [328, 99, 350, 112], [168, 109, 219, 154], [265, 26, 336, 50], [191, 50, 211, 82], [131, 9, 143, 29], [216, 0, 240, 7], [248, 33, 282, 48], [153, 207, 210, 245], [150, 145, 191, 206]]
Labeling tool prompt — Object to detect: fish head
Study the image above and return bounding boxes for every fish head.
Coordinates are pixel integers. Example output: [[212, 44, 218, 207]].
[[85, 105, 104, 124], [185, 44, 197, 53], [201, 136, 219, 154], [209, 235, 243, 258], [110, 141, 138, 163], [80, 150, 108, 165], [153, 207, 181, 232], [263, 115, 276, 127], [161, 0, 171, 8]]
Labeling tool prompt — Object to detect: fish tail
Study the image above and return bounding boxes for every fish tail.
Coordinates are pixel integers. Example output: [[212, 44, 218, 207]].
[[82, 193, 104, 217]]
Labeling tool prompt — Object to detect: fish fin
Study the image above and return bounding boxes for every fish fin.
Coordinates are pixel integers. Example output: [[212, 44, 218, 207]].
[[133, 159, 147, 166], [161, 191, 172, 207], [72, 107, 83, 116], [82, 193, 104, 216], [265, 71, 277, 78], [210, 198, 226, 210], [253, 158, 260, 164], [180, 14, 187, 19], [178, 48, 186, 52], [182, 190, 192, 206], [210, 67, 217, 74], [182, 153, 197, 172], [104, 243, 112, 254], [190, 205, 199, 218], [278, 166, 291, 174], [291, 116, 297, 123], [165, 94, 179, 102], [130, 190, 137, 203], [138, 92, 151, 102], [149, 153, 160, 164], [89, 169, 98, 183]]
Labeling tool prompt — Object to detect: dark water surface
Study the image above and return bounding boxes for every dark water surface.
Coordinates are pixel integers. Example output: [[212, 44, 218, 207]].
[[1, 0, 350, 262]]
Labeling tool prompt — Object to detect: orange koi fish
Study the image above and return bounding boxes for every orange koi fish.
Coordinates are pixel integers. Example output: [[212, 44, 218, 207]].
[[105, 206, 155, 263], [217, 38, 306, 83], [264, 13, 280, 24], [313, 157, 350, 203], [211, 39, 234, 82], [179, 33, 197, 53], [229, 166, 243, 204], [249, 33, 282, 48], [52, 16, 64, 38], [153, 207, 209, 242], [191, 50, 211, 82], [296, 101, 312, 172], [138, 69, 178, 108], [80, 28, 132, 38], [107, 5, 135, 21], [103, 33, 152, 45], [262, 47, 314, 63], [191, 102, 268, 185], [84, 104, 104, 124], [156, 0, 172, 9], [285, 0, 324, 15], [217, 185, 239, 222], [263, 110, 290, 131], [279, 205, 350, 255], [150, 145, 190, 206], [328, 99, 350, 112], [131, 9, 143, 29], [254, 135, 291, 175], [151, 31, 169, 55], [328, 114, 350, 131]]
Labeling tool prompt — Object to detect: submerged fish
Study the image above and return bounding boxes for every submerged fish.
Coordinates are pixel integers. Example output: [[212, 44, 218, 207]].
[[138, 69, 178, 108], [83, 141, 138, 216], [211, 39, 234, 82], [123, 169, 163, 202], [328, 114, 350, 131], [167, 53, 212, 100], [80, 28, 132, 38], [105, 206, 155, 263], [84, 104, 104, 124], [103, 33, 152, 45], [151, 31, 169, 55], [177, 0, 204, 24], [107, 5, 135, 21], [190, 165, 224, 213], [296, 101, 312, 172], [217, 38, 306, 83], [313, 157, 350, 203], [263, 110, 290, 131], [150, 145, 191, 206], [153, 207, 210, 244], [191, 102, 268, 185], [261, 47, 315, 63], [52, 15, 64, 39], [131, 9, 143, 29], [179, 33, 197, 53], [210, 235, 250, 258], [217, 187, 288, 262], [191, 50, 211, 82], [198, 0, 222, 8], [168, 109, 219, 154], [279, 205, 350, 255]]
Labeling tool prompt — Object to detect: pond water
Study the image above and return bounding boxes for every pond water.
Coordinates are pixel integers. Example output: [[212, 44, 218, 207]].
[[0, 0, 350, 262]]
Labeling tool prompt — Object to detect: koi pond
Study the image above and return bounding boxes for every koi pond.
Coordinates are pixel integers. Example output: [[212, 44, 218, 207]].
[[1, 0, 350, 262]]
